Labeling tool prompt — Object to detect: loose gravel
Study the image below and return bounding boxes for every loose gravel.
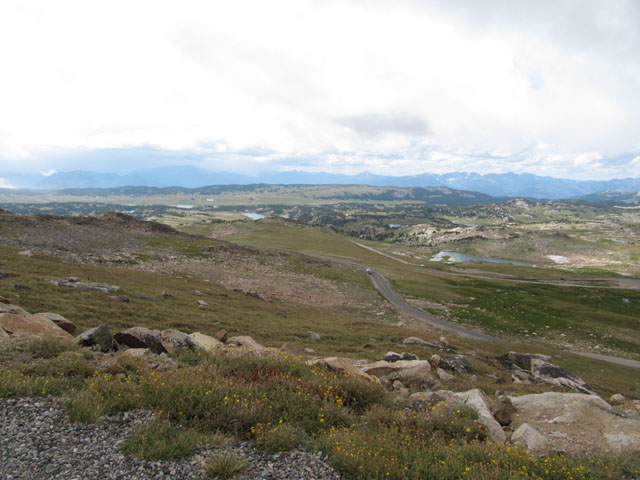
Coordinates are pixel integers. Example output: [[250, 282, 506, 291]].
[[0, 397, 343, 480]]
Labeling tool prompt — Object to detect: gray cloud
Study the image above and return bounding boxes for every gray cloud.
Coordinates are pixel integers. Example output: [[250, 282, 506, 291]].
[[335, 112, 429, 137]]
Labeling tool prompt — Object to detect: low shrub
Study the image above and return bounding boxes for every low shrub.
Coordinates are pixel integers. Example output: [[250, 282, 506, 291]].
[[204, 453, 247, 479]]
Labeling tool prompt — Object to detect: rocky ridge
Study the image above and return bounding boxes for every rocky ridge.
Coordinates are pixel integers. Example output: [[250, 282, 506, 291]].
[[1, 299, 640, 478]]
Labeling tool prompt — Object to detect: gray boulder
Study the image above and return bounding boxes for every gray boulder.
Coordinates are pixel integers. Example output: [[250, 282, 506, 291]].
[[530, 359, 593, 394], [511, 424, 547, 452], [114, 327, 165, 354], [77, 325, 115, 352], [160, 329, 194, 355], [432, 354, 470, 373]]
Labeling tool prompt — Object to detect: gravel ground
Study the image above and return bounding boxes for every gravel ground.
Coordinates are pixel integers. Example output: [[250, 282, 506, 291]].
[[0, 397, 342, 480]]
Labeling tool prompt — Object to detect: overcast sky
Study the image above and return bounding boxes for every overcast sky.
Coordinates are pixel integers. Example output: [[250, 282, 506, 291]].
[[1, 0, 639, 182]]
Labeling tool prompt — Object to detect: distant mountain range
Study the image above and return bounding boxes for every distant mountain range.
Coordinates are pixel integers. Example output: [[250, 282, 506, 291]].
[[4, 166, 640, 199]]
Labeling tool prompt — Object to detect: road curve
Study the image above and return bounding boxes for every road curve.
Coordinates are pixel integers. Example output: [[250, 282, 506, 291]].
[[367, 269, 500, 342]]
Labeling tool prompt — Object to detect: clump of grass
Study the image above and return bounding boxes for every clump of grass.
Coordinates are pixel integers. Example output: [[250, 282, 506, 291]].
[[252, 422, 301, 453], [25, 338, 75, 359], [204, 453, 247, 479], [66, 388, 106, 423], [122, 419, 209, 461], [0, 368, 70, 397]]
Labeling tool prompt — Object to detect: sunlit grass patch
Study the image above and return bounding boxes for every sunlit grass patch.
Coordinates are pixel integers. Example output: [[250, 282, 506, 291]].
[[122, 419, 212, 461]]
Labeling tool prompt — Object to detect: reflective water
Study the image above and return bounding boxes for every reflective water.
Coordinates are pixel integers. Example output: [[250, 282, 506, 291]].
[[429, 251, 532, 266]]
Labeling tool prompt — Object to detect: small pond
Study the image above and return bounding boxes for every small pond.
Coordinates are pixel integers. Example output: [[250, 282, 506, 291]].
[[241, 212, 266, 220], [429, 251, 532, 266]]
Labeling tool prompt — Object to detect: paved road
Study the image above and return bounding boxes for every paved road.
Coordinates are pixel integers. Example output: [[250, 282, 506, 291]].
[[573, 351, 640, 369], [366, 269, 500, 342]]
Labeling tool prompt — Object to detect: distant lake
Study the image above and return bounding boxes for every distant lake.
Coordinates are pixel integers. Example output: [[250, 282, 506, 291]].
[[176, 205, 195, 209], [241, 212, 266, 220], [429, 251, 532, 266]]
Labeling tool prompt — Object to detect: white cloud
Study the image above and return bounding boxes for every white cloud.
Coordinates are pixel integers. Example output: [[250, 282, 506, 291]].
[[0, 178, 14, 188], [40, 169, 56, 176], [0, 0, 638, 179]]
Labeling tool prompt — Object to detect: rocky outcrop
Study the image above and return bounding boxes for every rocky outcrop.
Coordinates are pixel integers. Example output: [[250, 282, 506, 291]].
[[509, 392, 640, 454], [0, 303, 30, 316], [431, 354, 470, 373], [511, 423, 547, 452], [491, 395, 516, 426], [436, 368, 454, 382], [160, 329, 194, 355], [384, 351, 417, 362], [76, 325, 115, 352], [114, 327, 165, 354], [31, 313, 76, 335], [454, 389, 506, 443], [187, 332, 223, 353], [530, 359, 593, 394], [0, 313, 75, 344], [227, 335, 265, 355], [361, 359, 434, 389], [47, 278, 120, 294], [400, 336, 455, 353], [308, 357, 377, 382], [500, 352, 593, 394]]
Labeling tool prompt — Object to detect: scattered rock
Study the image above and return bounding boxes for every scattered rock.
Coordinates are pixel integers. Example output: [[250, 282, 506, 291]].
[[18, 249, 32, 257], [279, 342, 304, 358], [114, 327, 165, 354], [32, 313, 76, 335], [109, 295, 130, 303], [159, 291, 172, 298], [48, 278, 120, 294], [491, 395, 517, 426], [384, 351, 403, 363], [304, 347, 315, 354], [76, 325, 115, 352], [400, 336, 455, 353], [439, 336, 449, 346], [308, 331, 321, 341], [187, 332, 223, 354], [0, 313, 75, 344], [500, 351, 551, 371], [361, 359, 434, 389], [454, 389, 506, 443], [530, 359, 593, 394], [432, 354, 470, 373], [116, 348, 153, 363], [227, 335, 265, 355], [14, 284, 31, 292], [193, 290, 203, 296], [215, 329, 228, 343], [233, 288, 267, 301], [511, 423, 547, 452], [436, 368, 454, 382], [610, 393, 626, 404], [160, 329, 194, 355], [0, 303, 30, 316], [308, 357, 377, 383], [0, 326, 11, 343], [197, 300, 208, 306]]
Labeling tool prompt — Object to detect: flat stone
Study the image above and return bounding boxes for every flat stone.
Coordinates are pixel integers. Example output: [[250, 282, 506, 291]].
[[32, 313, 76, 335], [0, 313, 74, 344], [188, 332, 223, 353]]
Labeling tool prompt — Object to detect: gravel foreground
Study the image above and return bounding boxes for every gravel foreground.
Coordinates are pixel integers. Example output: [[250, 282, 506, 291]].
[[0, 397, 343, 480]]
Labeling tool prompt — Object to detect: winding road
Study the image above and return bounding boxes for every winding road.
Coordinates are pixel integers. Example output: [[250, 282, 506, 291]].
[[366, 269, 499, 342]]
